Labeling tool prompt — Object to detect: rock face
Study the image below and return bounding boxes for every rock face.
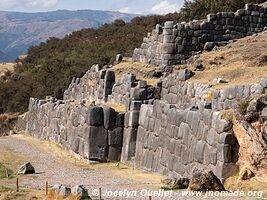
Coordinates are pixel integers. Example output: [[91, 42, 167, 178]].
[[233, 114, 267, 180], [17, 162, 35, 175], [133, 4, 267, 67], [188, 171, 226, 191]]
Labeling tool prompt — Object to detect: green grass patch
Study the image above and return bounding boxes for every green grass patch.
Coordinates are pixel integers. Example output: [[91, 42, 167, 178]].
[[0, 162, 14, 179]]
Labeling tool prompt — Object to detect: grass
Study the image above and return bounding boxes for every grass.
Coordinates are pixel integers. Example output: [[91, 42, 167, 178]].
[[224, 175, 267, 198], [44, 191, 83, 200], [185, 31, 267, 88], [0, 185, 43, 200], [220, 109, 235, 121], [97, 102, 126, 113], [0, 163, 14, 179], [110, 60, 159, 86]]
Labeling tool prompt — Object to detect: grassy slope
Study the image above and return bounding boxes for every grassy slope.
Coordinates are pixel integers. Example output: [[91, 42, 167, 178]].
[[182, 31, 267, 88]]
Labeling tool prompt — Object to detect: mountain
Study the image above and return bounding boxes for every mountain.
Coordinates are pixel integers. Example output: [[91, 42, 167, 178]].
[[0, 10, 137, 61]]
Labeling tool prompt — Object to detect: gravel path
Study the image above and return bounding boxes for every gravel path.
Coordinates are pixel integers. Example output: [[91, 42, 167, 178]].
[[0, 135, 248, 200]]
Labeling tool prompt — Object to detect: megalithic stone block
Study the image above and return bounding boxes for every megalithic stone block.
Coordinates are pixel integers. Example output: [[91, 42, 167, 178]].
[[108, 146, 122, 162], [86, 106, 104, 126], [108, 128, 123, 147], [121, 127, 138, 163], [84, 126, 108, 162], [115, 113, 125, 127], [101, 106, 117, 130]]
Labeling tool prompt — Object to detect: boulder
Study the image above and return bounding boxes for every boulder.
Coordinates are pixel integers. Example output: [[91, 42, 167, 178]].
[[161, 177, 189, 189], [115, 54, 123, 63], [188, 171, 225, 192], [239, 168, 255, 180], [213, 77, 228, 84], [194, 63, 204, 71], [52, 184, 71, 197], [17, 162, 35, 175], [178, 69, 193, 81], [71, 185, 90, 198], [204, 42, 216, 51]]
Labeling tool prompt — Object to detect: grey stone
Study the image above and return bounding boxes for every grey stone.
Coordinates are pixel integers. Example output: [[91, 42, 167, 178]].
[[71, 185, 89, 198], [17, 162, 35, 175], [130, 100, 143, 111], [115, 113, 125, 127], [178, 69, 193, 81], [218, 144, 232, 163], [130, 88, 147, 100], [102, 106, 117, 130], [52, 184, 71, 197], [116, 54, 123, 62], [108, 146, 121, 162], [86, 106, 104, 126], [128, 111, 140, 127], [86, 126, 108, 162], [164, 21, 174, 29], [204, 42, 216, 51], [108, 128, 123, 147], [138, 80, 147, 88], [194, 141, 205, 163]]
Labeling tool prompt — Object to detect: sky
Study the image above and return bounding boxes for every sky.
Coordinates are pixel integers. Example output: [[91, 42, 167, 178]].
[[0, 0, 184, 14]]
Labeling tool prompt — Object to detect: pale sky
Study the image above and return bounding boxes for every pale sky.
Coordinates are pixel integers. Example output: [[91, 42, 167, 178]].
[[0, 0, 184, 14]]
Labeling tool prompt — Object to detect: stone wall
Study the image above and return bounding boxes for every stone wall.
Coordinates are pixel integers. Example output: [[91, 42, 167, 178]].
[[161, 70, 267, 111], [133, 4, 267, 67], [18, 65, 259, 180], [25, 97, 124, 162], [135, 100, 238, 181]]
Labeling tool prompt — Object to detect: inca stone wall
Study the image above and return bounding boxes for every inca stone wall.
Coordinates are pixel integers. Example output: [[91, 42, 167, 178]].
[[133, 4, 267, 67], [24, 97, 124, 162], [135, 101, 238, 181], [18, 63, 263, 180], [161, 70, 267, 111]]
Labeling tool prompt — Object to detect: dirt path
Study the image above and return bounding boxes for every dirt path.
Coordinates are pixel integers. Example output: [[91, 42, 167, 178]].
[[0, 134, 254, 200]]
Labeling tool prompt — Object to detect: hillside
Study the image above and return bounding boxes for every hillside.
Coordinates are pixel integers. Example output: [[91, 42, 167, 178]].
[[0, 9, 137, 61], [0, 0, 265, 114], [181, 31, 267, 87]]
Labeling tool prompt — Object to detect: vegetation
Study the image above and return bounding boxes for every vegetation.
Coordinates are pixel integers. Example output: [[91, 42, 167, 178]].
[[0, 0, 265, 114], [238, 98, 251, 115], [0, 163, 14, 179]]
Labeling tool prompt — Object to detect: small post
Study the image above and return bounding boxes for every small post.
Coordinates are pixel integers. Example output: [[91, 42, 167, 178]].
[[5, 167, 8, 178], [99, 188, 102, 200], [149, 196, 152, 200], [16, 177, 19, 192], [45, 181, 48, 195]]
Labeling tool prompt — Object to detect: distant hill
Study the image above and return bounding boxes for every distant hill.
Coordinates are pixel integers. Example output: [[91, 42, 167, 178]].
[[0, 10, 137, 61]]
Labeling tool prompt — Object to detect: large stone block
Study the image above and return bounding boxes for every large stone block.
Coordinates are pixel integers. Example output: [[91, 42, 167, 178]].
[[194, 140, 205, 163], [108, 128, 123, 147], [115, 113, 125, 127], [85, 126, 108, 162], [86, 106, 104, 126], [130, 88, 147, 100], [128, 111, 140, 127], [108, 146, 121, 162], [121, 127, 138, 163], [102, 106, 117, 130]]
